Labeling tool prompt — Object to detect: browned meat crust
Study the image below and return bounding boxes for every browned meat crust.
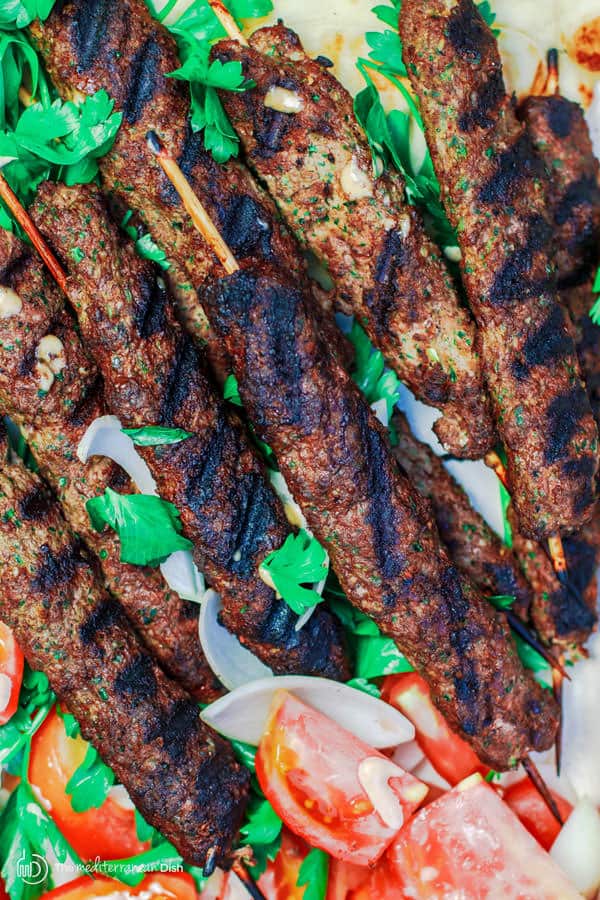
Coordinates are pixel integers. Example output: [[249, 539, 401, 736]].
[[564, 281, 600, 429], [32, 181, 349, 682], [509, 505, 600, 651], [0, 444, 249, 866], [0, 229, 219, 700], [202, 260, 558, 770], [391, 411, 532, 619], [211, 25, 495, 459], [518, 93, 600, 289], [399, 0, 598, 539], [30, 0, 336, 383]]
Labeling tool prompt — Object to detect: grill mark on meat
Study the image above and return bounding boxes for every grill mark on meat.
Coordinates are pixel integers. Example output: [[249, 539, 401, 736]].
[[511, 305, 572, 380], [458, 70, 504, 132], [18, 485, 50, 521], [69, 0, 116, 72], [365, 230, 410, 336], [145, 698, 199, 761], [183, 409, 228, 517], [123, 35, 162, 124], [33, 541, 84, 592], [134, 269, 168, 337], [228, 472, 278, 576], [548, 532, 598, 636], [115, 654, 158, 701], [250, 77, 298, 159], [562, 456, 597, 515], [545, 388, 590, 464], [488, 214, 554, 306], [555, 175, 599, 226], [158, 337, 197, 425], [479, 134, 544, 204], [546, 96, 576, 138], [446, 0, 490, 62], [160, 124, 205, 207], [217, 195, 274, 261], [80, 597, 122, 646]]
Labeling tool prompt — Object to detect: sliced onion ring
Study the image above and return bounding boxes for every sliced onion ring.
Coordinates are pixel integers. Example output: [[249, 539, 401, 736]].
[[200, 675, 415, 748], [199, 589, 273, 691]]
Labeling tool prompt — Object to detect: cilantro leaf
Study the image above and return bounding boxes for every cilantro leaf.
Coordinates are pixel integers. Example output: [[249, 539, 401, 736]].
[[355, 634, 414, 678], [297, 848, 329, 900], [121, 211, 171, 270], [589, 266, 600, 324], [487, 594, 516, 610], [86, 487, 193, 567], [346, 676, 381, 698], [0, 0, 56, 29], [66, 744, 116, 813], [123, 426, 193, 446], [260, 530, 328, 616], [241, 797, 282, 878], [366, 28, 405, 76], [514, 634, 551, 676], [231, 738, 257, 772], [223, 372, 242, 406]]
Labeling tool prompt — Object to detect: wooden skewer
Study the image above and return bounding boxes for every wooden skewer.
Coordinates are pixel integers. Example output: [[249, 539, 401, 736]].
[[146, 126, 568, 833], [209, 0, 249, 45], [505, 610, 569, 680], [0, 172, 68, 294], [553, 667, 564, 776], [232, 859, 267, 900], [484, 450, 509, 490], [545, 49, 560, 97]]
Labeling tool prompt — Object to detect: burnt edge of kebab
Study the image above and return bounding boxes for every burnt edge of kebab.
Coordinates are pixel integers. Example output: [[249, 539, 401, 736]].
[[0, 438, 250, 866]]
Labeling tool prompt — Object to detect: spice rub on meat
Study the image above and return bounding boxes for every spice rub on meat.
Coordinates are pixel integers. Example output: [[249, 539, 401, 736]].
[[399, 0, 598, 540], [0, 228, 219, 700], [202, 259, 559, 771], [0, 445, 249, 866], [212, 24, 495, 460], [33, 180, 349, 682]]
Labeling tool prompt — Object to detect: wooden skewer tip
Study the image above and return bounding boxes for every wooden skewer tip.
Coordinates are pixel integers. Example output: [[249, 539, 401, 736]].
[[522, 755, 564, 826]]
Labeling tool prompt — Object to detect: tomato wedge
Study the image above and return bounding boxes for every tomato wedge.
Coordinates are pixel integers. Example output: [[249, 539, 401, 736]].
[[0, 622, 24, 725], [29, 708, 149, 861], [326, 860, 371, 900], [258, 829, 309, 899], [255, 690, 428, 866], [41, 874, 197, 900], [504, 778, 573, 851], [382, 673, 484, 785], [388, 774, 581, 899]]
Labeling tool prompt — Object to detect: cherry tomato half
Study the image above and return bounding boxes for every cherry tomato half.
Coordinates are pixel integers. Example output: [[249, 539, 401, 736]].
[[504, 777, 573, 851]]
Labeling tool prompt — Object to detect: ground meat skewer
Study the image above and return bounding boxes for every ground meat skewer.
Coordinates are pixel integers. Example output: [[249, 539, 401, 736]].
[[29, 0, 342, 384], [391, 411, 532, 619], [0, 440, 249, 866], [0, 227, 219, 700], [399, 0, 598, 540], [31, 180, 349, 682], [209, 24, 494, 460]]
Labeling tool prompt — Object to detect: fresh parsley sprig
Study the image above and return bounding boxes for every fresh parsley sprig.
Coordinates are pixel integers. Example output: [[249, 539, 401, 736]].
[[297, 848, 329, 900], [86, 487, 193, 567], [0, 0, 55, 30], [260, 529, 328, 617], [122, 425, 193, 446], [348, 320, 401, 432], [589, 266, 600, 324]]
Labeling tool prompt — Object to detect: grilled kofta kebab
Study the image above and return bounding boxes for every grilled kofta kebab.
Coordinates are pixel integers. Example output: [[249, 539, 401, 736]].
[[517, 57, 600, 431], [0, 441, 249, 866], [0, 228, 218, 700], [392, 411, 599, 649], [210, 24, 494, 460], [399, 0, 598, 541], [31, 180, 349, 682], [29, 0, 494, 460]]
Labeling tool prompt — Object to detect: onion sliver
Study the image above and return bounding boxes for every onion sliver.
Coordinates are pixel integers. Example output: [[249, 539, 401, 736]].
[[200, 675, 415, 748], [371, 398, 389, 428], [198, 590, 273, 691], [550, 800, 600, 898], [160, 550, 204, 604]]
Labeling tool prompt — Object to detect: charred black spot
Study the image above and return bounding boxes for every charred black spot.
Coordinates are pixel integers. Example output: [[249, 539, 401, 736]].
[[447, 0, 493, 63], [458, 69, 504, 132], [547, 585, 597, 638], [68, 376, 104, 428], [259, 600, 347, 679], [479, 133, 544, 204], [483, 561, 529, 605], [440, 565, 470, 622], [228, 472, 279, 575], [115, 654, 157, 701], [69, 0, 116, 72], [133, 269, 168, 338], [183, 409, 228, 517], [160, 124, 207, 207], [365, 229, 414, 340], [545, 387, 590, 464], [123, 35, 162, 125], [453, 660, 480, 733], [511, 305, 572, 380], [145, 699, 198, 760], [561, 455, 597, 515], [158, 337, 198, 425], [18, 485, 49, 521], [33, 542, 85, 593], [356, 401, 404, 602], [545, 96, 577, 138], [217, 195, 273, 261], [314, 55, 334, 68], [555, 176, 599, 226], [488, 214, 553, 306], [250, 78, 298, 159], [80, 597, 122, 646]]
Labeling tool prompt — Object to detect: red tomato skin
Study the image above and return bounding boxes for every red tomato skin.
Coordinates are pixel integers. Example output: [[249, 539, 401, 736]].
[[256, 690, 427, 866], [40, 874, 197, 900], [0, 622, 24, 726], [326, 860, 370, 900], [258, 829, 308, 899], [382, 673, 484, 786], [29, 708, 149, 861], [504, 778, 573, 851]]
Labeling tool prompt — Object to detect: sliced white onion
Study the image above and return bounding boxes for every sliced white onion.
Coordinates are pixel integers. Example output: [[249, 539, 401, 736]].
[[551, 799, 600, 898], [77, 416, 202, 603], [391, 739, 425, 773], [412, 757, 451, 792], [587, 82, 600, 163], [0, 674, 11, 715], [358, 757, 407, 829], [200, 675, 415, 748], [561, 653, 600, 805], [371, 397, 389, 428], [198, 589, 273, 691]]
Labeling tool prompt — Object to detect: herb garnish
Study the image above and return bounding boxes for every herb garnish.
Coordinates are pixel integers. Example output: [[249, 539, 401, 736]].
[[122, 425, 193, 446], [297, 847, 329, 900], [60, 711, 116, 812], [260, 529, 328, 616], [589, 266, 600, 324], [348, 320, 401, 436], [86, 488, 193, 567]]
